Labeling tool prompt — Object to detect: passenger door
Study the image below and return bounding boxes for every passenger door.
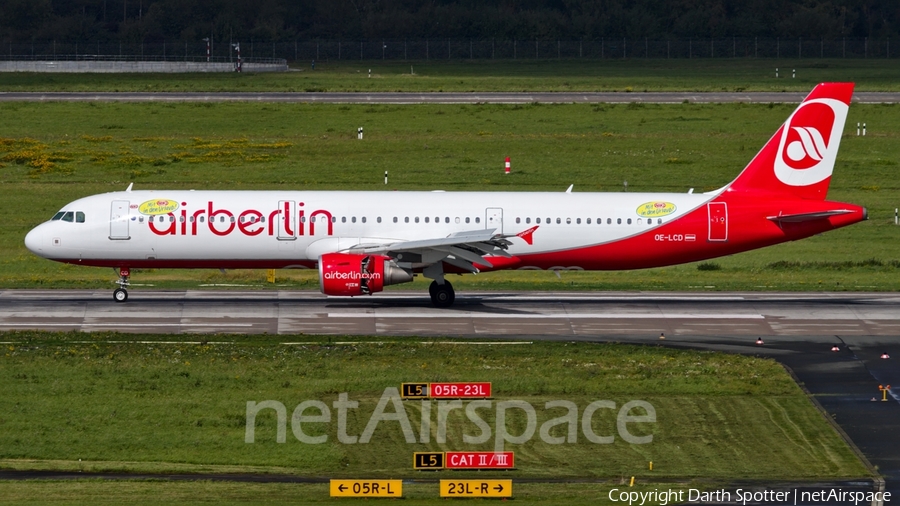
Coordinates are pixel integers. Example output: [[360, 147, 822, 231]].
[[109, 200, 130, 240]]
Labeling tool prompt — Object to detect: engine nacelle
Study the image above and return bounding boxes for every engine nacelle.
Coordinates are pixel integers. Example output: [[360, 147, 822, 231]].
[[318, 253, 414, 296]]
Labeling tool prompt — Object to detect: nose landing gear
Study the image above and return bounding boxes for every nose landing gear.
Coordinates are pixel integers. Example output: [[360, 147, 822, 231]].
[[113, 267, 130, 302]]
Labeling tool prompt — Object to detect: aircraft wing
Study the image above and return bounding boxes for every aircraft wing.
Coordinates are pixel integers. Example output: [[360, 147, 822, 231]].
[[349, 229, 513, 273]]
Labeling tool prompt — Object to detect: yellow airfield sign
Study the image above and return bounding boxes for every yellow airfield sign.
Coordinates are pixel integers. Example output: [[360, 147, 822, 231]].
[[440, 479, 512, 498], [329, 479, 402, 497]]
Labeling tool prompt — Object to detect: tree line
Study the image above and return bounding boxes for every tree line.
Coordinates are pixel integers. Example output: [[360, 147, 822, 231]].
[[1, 0, 896, 44]]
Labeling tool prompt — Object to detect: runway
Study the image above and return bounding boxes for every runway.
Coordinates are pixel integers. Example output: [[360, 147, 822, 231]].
[[1, 91, 899, 104], [3, 289, 900, 337], [2, 289, 898, 495]]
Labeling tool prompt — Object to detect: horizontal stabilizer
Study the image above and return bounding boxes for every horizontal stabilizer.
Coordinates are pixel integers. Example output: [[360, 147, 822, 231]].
[[767, 210, 854, 223]]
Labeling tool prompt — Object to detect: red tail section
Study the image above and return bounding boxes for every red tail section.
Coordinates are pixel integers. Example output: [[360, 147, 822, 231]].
[[726, 83, 853, 200]]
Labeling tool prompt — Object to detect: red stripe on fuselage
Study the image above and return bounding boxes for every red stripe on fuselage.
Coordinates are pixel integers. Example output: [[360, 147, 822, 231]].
[[476, 196, 865, 271]]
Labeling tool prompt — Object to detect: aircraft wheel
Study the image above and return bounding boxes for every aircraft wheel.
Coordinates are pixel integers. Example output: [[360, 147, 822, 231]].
[[113, 288, 128, 303], [429, 280, 455, 308]]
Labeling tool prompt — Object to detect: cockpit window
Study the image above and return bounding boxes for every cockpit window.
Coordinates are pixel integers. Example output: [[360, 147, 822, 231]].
[[52, 212, 65, 221], [61, 212, 74, 222], [76, 212, 85, 223]]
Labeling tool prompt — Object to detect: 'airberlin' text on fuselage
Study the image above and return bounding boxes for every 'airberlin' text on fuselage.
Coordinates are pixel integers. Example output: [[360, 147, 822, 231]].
[[146, 201, 334, 237]]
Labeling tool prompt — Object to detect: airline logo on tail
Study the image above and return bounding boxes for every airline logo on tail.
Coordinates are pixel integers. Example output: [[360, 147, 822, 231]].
[[774, 98, 848, 187]]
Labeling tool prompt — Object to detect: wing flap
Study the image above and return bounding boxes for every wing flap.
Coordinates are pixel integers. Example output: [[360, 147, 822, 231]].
[[348, 228, 513, 269]]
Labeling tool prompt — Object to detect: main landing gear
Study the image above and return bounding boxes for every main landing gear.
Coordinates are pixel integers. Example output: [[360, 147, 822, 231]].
[[113, 267, 130, 303], [429, 280, 455, 308]]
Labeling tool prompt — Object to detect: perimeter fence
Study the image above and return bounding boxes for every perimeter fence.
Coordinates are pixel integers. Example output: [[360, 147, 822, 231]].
[[0, 37, 893, 63]]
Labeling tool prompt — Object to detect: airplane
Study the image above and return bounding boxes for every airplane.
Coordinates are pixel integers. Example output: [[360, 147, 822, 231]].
[[24, 82, 866, 307]]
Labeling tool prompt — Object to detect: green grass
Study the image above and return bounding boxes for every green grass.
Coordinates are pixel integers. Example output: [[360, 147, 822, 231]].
[[2, 100, 900, 291], [1, 59, 900, 92], [0, 481, 723, 505], [0, 332, 869, 485]]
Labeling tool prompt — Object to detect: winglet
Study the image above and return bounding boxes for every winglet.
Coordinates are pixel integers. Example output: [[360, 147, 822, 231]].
[[516, 226, 539, 245], [125, 182, 133, 192]]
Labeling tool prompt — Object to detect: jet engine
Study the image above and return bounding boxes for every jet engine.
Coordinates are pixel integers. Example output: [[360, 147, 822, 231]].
[[318, 253, 414, 296]]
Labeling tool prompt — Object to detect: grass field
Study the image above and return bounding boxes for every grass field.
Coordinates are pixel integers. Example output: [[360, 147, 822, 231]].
[[2, 100, 899, 292], [1, 59, 900, 93], [0, 332, 870, 503], [0, 481, 725, 506]]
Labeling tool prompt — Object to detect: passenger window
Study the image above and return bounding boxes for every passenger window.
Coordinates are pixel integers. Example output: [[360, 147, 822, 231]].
[[607, 218, 612, 225], [415, 217, 420, 223], [52, 212, 65, 221], [392, 217, 397, 223], [637, 218, 642, 225], [627, 218, 632, 225], [576, 218, 581, 224], [352, 217, 357, 223], [435, 217, 439, 223], [516, 217, 521, 224], [536, 218, 541, 224], [566, 218, 571, 224], [587, 218, 591, 224], [475, 217, 480, 224], [465, 217, 470, 224], [425, 217, 430, 223], [455, 217, 460, 224], [526, 217, 531, 224], [556, 218, 561, 224], [657, 218, 662, 224], [76, 212, 85, 223], [62, 212, 74, 222], [342, 217, 347, 223], [200, 216, 205, 223], [261, 217, 266, 223], [179, 216, 185, 223], [545, 217, 550, 224], [445, 217, 450, 224], [404, 217, 409, 223], [139, 216, 144, 223], [331, 216, 336, 223]]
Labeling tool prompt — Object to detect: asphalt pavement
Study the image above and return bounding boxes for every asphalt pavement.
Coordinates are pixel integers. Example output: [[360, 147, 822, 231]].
[[1, 91, 899, 103]]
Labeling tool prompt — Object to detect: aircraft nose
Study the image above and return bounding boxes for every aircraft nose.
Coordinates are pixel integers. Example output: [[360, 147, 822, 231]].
[[24, 226, 44, 255]]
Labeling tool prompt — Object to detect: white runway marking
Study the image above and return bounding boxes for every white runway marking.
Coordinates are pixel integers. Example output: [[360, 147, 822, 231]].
[[0, 323, 254, 327], [280, 341, 534, 345], [319, 313, 765, 319]]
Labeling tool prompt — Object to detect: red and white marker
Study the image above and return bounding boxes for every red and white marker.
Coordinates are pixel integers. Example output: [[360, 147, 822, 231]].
[[755, 338, 764, 346], [504, 156, 510, 175], [881, 352, 890, 359]]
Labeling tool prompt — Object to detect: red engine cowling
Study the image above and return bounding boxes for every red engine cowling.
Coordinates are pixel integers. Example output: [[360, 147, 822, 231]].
[[319, 253, 413, 296]]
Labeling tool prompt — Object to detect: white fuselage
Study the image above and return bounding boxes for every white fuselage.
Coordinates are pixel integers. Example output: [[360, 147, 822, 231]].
[[25, 189, 713, 270]]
